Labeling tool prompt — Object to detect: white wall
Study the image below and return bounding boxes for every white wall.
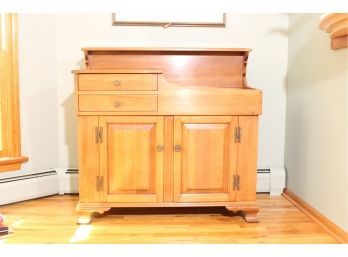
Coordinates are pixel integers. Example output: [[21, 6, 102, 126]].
[[1, 14, 288, 178], [16, 14, 58, 176], [286, 14, 348, 231]]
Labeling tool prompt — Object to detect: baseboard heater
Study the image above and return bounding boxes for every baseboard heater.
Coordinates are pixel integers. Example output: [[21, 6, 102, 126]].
[[57, 168, 79, 195], [0, 171, 59, 205], [0, 167, 285, 206], [257, 168, 286, 196], [59, 168, 285, 196]]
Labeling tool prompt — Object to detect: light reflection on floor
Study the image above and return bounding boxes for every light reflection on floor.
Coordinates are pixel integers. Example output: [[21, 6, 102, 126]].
[[11, 219, 24, 229], [0, 219, 18, 243], [69, 225, 93, 243]]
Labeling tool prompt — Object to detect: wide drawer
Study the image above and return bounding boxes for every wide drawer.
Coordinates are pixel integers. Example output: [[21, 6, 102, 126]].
[[79, 94, 158, 112], [78, 74, 157, 91]]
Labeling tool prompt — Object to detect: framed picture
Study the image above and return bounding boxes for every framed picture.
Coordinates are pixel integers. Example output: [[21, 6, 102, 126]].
[[112, 13, 226, 28]]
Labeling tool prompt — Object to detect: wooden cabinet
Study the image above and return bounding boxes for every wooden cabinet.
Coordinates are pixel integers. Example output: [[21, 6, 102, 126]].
[[74, 48, 262, 224]]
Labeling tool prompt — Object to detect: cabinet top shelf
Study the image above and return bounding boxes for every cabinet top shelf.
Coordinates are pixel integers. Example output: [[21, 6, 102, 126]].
[[80, 47, 253, 88], [82, 47, 252, 52]]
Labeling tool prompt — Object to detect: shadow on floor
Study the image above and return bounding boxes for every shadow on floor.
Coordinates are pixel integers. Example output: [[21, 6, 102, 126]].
[[94, 207, 244, 219]]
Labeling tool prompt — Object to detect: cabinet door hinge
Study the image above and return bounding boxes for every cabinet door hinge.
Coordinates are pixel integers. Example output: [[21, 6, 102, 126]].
[[96, 176, 104, 191], [95, 127, 103, 144], [100, 176, 104, 191], [96, 176, 100, 191], [233, 175, 240, 191], [234, 126, 242, 143]]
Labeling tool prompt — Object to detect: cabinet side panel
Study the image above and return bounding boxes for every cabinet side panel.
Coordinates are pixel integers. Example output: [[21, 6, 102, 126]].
[[78, 116, 99, 202], [236, 116, 258, 202]]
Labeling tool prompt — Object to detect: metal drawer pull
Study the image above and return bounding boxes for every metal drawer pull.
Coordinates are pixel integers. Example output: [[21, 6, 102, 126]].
[[157, 145, 164, 152], [114, 101, 122, 108], [174, 145, 181, 152], [113, 80, 122, 86]]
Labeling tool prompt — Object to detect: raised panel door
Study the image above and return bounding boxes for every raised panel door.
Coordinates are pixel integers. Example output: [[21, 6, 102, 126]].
[[99, 116, 164, 203], [173, 116, 238, 202]]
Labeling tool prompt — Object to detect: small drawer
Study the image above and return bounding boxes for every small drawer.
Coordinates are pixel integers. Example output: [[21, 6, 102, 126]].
[[78, 74, 157, 91], [79, 94, 158, 112]]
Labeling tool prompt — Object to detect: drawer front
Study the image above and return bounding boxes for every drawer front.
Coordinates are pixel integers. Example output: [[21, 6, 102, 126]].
[[78, 74, 157, 91], [79, 94, 158, 112]]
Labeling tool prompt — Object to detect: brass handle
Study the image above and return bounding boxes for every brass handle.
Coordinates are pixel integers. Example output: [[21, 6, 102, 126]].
[[113, 80, 122, 86], [157, 145, 164, 152], [114, 101, 121, 108], [174, 145, 181, 152]]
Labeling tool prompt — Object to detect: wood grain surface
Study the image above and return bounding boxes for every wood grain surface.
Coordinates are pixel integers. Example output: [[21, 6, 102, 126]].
[[0, 194, 338, 244]]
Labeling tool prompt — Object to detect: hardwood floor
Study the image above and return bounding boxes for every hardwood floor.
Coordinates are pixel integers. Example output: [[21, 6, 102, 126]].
[[0, 194, 337, 243]]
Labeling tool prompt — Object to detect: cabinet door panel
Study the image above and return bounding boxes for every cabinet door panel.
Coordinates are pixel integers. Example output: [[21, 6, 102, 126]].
[[100, 116, 164, 203], [183, 123, 228, 192], [174, 116, 238, 202]]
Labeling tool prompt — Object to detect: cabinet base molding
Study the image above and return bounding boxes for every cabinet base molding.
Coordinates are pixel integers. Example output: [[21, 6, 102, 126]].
[[76, 201, 259, 224], [225, 203, 259, 223], [76, 203, 111, 224]]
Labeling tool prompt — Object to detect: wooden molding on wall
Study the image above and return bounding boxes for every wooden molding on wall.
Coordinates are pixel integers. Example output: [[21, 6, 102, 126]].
[[283, 189, 348, 244], [0, 13, 28, 171], [319, 13, 348, 50]]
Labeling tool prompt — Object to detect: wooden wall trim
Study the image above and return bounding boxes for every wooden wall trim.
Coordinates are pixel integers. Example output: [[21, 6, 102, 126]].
[[283, 188, 348, 243], [0, 13, 28, 172], [319, 13, 348, 50]]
